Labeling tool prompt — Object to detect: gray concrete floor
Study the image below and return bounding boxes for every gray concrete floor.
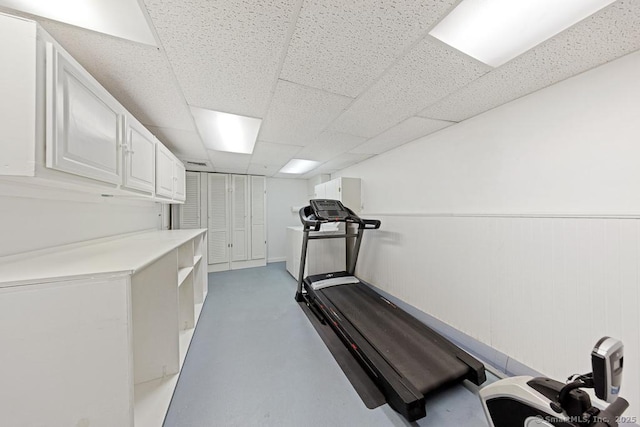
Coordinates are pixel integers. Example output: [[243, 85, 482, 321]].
[[164, 263, 497, 427]]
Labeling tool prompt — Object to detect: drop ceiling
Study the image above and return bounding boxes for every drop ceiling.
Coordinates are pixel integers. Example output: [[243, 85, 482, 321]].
[[2, 0, 639, 178]]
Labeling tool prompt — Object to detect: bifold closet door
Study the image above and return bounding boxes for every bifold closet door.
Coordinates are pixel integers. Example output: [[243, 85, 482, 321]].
[[179, 172, 200, 229], [251, 176, 266, 260], [231, 175, 249, 262], [207, 173, 229, 265]]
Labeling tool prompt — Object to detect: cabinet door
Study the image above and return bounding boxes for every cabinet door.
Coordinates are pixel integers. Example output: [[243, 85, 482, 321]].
[[0, 277, 132, 427], [46, 43, 122, 184], [122, 116, 155, 193], [250, 176, 266, 260], [208, 173, 229, 265], [155, 143, 174, 198], [180, 172, 201, 229], [314, 182, 326, 199], [174, 160, 186, 202], [325, 178, 341, 200], [231, 175, 249, 262]]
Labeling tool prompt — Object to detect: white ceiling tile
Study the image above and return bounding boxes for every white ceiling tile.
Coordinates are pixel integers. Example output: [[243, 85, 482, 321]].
[[301, 170, 338, 180], [36, 19, 195, 131], [250, 141, 302, 166], [329, 38, 490, 138], [319, 153, 374, 171], [147, 126, 207, 158], [350, 117, 454, 155], [280, 0, 457, 97], [295, 131, 367, 162], [143, 0, 301, 118], [214, 167, 250, 175], [208, 150, 251, 174], [247, 164, 282, 177], [274, 172, 308, 179], [259, 80, 353, 146], [419, 1, 640, 122]]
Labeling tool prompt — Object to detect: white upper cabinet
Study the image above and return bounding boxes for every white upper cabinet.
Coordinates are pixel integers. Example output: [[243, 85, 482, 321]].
[[0, 13, 183, 204], [174, 161, 186, 202], [314, 177, 361, 213], [46, 42, 122, 184], [0, 14, 37, 176], [155, 142, 186, 202], [122, 115, 156, 194], [156, 143, 175, 199]]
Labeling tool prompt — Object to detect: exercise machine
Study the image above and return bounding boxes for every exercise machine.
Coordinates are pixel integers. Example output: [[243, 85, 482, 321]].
[[295, 199, 486, 421], [480, 337, 629, 427]]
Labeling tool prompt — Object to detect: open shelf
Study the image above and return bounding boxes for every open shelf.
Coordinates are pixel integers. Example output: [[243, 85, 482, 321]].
[[179, 328, 197, 367], [0, 228, 208, 427], [134, 375, 180, 427], [178, 266, 194, 287], [195, 302, 204, 323]]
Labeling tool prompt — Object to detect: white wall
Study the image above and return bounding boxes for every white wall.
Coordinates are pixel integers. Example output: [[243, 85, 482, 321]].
[[266, 178, 309, 262], [336, 50, 640, 414], [0, 186, 159, 258]]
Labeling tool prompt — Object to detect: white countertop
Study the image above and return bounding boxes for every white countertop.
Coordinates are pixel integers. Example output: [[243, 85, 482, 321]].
[[0, 229, 206, 287]]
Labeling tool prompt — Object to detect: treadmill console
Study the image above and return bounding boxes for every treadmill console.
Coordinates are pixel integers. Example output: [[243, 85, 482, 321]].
[[310, 199, 350, 221]]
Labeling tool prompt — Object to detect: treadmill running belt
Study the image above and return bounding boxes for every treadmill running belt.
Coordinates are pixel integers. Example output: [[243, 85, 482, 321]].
[[320, 283, 470, 395]]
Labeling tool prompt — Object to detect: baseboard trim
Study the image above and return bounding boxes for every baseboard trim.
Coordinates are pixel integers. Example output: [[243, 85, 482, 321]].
[[267, 256, 286, 263]]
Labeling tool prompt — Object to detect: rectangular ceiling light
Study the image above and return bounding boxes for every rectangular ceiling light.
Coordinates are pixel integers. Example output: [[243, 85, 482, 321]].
[[191, 107, 262, 155], [0, 0, 157, 45], [429, 0, 616, 67], [279, 159, 320, 174]]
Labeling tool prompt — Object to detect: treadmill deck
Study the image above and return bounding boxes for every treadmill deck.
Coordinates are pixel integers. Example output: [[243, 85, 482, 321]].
[[312, 278, 481, 396]]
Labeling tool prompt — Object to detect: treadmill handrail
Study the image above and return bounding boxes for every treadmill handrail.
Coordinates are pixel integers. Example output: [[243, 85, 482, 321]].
[[295, 201, 381, 301], [298, 205, 381, 231]]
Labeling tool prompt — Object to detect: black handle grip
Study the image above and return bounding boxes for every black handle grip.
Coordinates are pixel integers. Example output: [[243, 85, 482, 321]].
[[299, 206, 322, 231], [362, 219, 381, 229], [591, 398, 628, 427]]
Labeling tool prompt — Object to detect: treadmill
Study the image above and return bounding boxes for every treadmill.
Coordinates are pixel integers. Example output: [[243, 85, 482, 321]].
[[295, 199, 486, 421]]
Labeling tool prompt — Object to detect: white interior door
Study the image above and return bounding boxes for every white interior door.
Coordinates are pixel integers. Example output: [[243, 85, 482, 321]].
[[250, 176, 266, 260], [231, 175, 248, 262], [207, 173, 229, 265], [180, 172, 200, 229]]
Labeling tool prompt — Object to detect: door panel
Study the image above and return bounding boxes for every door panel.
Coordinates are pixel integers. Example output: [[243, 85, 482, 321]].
[[46, 43, 121, 184], [180, 172, 200, 229], [208, 174, 229, 265], [123, 116, 155, 193], [231, 175, 248, 262], [251, 176, 266, 260]]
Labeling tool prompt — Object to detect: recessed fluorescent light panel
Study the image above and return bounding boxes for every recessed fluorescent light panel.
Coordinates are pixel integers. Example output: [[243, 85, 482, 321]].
[[191, 107, 262, 155], [429, 0, 616, 67], [0, 0, 157, 45], [279, 159, 320, 175]]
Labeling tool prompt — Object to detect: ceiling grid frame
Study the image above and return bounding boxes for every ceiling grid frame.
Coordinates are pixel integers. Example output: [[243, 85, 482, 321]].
[[0, 0, 637, 177]]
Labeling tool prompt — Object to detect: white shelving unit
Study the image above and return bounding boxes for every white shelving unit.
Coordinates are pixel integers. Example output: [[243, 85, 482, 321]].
[[0, 12, 186, 204], [0, 229, 208, 427]]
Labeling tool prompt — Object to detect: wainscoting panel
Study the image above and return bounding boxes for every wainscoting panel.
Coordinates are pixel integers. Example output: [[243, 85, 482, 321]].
[[355, 215, 640, 416]]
